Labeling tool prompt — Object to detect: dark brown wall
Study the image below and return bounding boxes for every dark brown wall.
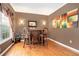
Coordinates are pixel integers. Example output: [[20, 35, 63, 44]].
[[48, 3, 79, 50]]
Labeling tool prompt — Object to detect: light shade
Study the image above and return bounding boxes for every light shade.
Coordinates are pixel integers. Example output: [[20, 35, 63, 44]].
[[42, 20, 46, 26], [19, 19, 24, 25]]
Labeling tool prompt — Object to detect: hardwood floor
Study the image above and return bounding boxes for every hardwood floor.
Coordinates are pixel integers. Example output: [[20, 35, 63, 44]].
[[4, 40, 79, 56]]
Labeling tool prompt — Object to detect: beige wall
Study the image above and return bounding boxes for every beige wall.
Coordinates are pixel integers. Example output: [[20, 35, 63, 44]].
[[14, 12, 48, 34], [48, 3, 79, 50]]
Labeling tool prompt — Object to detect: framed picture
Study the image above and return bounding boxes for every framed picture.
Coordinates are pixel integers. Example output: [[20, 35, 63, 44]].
[[68, 15, 78, 22], [28, 21, 37, 27], [68, 15, 78, 28]]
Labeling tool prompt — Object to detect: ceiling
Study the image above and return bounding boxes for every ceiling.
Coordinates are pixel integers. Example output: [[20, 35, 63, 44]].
[[10, 3, 66, 15]]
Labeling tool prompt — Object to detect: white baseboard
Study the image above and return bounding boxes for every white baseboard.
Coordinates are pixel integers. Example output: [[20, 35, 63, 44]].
[[48, 38, 79, 54], [0, 43, 14, 56]]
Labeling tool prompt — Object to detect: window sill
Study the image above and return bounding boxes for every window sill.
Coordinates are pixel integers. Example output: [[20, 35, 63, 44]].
[[0, 36, 12, 45]]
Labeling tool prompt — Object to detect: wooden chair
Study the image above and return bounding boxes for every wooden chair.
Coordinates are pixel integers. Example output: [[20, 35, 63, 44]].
[[39, 30, 44, 45], [43, 28, 48, 45], [23, 34, 30, 48], [31, 30, 39, 45], [23, 28, 30, 48]]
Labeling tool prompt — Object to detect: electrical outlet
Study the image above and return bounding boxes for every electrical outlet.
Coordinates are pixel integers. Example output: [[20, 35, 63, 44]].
[[69, 40, 72, 44]]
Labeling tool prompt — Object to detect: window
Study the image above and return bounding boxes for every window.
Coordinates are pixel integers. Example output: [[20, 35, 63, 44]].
[[0, 10, 13, 43], [0, 11, 2, 42]]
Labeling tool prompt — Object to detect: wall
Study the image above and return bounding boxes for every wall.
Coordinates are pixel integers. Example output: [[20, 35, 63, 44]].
[[0, 3, 15, 54], [48, 3, 79, 50], [14, 12, 48, 34]]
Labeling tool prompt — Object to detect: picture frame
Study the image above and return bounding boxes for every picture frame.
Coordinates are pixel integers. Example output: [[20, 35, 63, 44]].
[[28, 21, 37, 27]]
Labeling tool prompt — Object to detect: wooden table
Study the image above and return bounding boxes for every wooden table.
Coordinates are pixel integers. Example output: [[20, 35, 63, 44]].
[[29, 29, 44, 45]]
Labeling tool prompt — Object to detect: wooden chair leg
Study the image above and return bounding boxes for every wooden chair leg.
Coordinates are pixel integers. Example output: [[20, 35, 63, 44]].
[[46, 38, 48, 46], [23, 38, 26, 48], [43, 37, 48, 46]]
